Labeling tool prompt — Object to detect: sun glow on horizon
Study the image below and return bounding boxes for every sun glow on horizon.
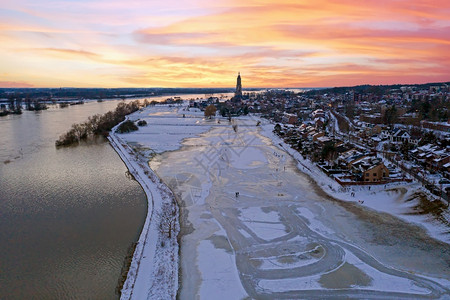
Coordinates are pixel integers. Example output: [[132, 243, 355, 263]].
[[0, 0, 449, 88]]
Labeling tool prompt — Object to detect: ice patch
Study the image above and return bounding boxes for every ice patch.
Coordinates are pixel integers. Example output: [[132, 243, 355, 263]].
[[197, 240, 248, 299], [240, 207, 281, 223], [243, 221, 289, 241], [228, 146, 267, 169]]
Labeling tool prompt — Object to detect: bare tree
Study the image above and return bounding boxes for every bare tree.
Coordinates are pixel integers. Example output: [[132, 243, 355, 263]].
[[158, 202, 177, 240]]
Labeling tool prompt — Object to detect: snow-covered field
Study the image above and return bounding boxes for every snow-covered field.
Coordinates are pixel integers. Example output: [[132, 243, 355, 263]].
[[125, 106, 222, 154], [111, 105, 449, 299]]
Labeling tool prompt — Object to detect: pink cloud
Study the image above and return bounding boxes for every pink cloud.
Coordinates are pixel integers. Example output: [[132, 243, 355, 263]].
[[1, 0, 449, 87], [0, 81, 34, 88]]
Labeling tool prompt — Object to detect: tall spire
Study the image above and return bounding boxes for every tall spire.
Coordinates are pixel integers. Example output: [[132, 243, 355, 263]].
[[235, 72, 242, 101]]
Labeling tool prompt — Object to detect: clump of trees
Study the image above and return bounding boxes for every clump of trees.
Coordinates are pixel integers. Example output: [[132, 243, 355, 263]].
[[409, 98, 449, 122], [55, 100, 142, 147], [419, 131, 437, 146], [117, 120, 138, 133], [0, 95, 23, 116], [204, 104, 217, 118], [220, 106, 230, 117], [26, 101, 48, 111], [137, 120, 147, 126], [383, 105, 398, 126], [274, 123, 281, 133], [321, 142, 337, 162]]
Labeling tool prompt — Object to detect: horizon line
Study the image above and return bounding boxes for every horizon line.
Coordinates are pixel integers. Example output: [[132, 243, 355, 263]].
[[1, 80, 449, 90]]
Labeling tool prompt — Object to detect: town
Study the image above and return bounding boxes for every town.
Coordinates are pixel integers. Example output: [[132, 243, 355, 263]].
[[193, 78, 450, 204]]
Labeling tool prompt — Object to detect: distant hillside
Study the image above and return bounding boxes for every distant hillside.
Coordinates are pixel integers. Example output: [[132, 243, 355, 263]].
[[304, 82, 450, 96], [0, 87, 242, 100]]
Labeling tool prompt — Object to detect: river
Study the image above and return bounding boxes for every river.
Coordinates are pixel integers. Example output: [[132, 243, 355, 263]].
[[0, 93, 233, 299], [0, 100, 150, 299]]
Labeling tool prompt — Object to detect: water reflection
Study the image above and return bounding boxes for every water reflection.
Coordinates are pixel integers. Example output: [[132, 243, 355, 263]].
[[0, 101, 147, 299]]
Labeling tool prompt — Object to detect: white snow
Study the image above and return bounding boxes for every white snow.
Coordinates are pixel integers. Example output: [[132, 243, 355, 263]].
[[257, 249, 431, 295], [239, 207, 281, 223], [259, 119, 450, 243], [110, 106, 449, 299], [109, 116, 179, 300], [295, 207, 337, 237], [242, 220, 288, 241], [344, 250, 430, 294], [124, 106, 219, 154], [258, 276, 322, 292], [228, 146, 267, 169], [111, 104, 249, 299], [197, 240, 248, 299], [238, 208, 288, 243]]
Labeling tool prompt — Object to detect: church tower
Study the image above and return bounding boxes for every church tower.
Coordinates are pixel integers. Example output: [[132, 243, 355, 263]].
[[234, 72, 242, 101]]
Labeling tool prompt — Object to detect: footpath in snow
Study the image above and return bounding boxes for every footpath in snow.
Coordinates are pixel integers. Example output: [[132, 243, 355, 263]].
[[109, 120, 179, 300], [109, 105, 218, 299]]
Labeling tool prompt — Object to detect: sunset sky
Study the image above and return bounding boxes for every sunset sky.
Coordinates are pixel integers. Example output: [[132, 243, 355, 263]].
[[0, 0, 449, 88]]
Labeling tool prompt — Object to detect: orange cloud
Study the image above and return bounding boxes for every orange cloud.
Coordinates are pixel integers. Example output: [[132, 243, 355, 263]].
[[0, 80, 34, 88], [0, 0, 449, 87]]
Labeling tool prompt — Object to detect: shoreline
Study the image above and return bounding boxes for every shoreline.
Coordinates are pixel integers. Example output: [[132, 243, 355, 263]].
[[258, 118, 449, 244], [108, 117, 179, 300], [109, 105, 225, 299], [109, 109, 448, 298]]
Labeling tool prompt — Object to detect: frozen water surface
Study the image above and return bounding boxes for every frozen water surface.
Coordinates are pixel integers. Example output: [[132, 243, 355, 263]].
[[122, 106, 450, 299]]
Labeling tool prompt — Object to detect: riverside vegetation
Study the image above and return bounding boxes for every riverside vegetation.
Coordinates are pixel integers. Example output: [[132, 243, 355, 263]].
[[55, 99, 149, 147]]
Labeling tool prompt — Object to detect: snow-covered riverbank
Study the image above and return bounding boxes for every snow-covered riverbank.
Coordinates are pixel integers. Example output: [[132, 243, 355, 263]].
[[109, 105, 218, 299], [109, 121, 180, 300], [110, 106, 449, 299], [259, 118, 450, 244]]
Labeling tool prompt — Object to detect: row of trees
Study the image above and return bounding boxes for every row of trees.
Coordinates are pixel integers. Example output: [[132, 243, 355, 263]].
[[55, 100, 143, 147], [409, 98, 449, 122], [0, 96, 49, 116]]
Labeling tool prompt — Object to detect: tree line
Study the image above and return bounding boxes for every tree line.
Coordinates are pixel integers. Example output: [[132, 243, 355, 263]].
[[55, 100, 145, 147]]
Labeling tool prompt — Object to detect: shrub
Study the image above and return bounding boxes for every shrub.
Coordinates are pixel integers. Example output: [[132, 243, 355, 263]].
[[204, 104, 217, 118], [117, 120, 138, 133]]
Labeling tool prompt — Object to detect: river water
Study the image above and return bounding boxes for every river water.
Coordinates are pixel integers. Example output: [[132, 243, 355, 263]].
[[0, 100, 149, 299]]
